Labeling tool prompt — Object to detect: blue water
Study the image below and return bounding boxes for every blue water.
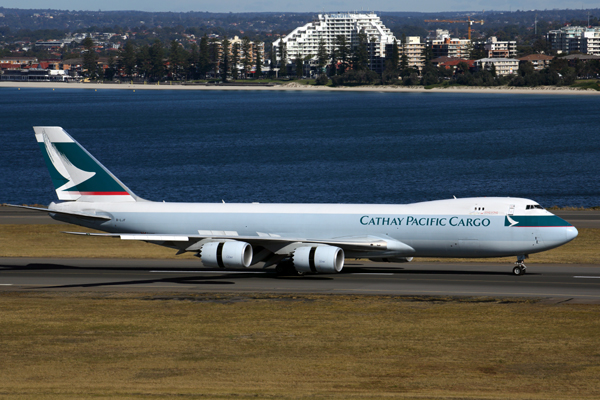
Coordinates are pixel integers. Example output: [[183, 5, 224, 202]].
[[1, 87, 599, 207]]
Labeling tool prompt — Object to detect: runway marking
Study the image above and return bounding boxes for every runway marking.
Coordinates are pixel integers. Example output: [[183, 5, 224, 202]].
[[348, 273, 394, 276], [333, 288, 600, 298], [149, 270, 270, 274], [0, 284, 13, 286], [574, 276, 600, 279]]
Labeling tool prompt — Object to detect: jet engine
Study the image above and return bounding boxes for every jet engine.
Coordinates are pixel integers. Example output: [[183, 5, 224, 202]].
[[200, 241, 253, 268], [292, 245, 344, 273]]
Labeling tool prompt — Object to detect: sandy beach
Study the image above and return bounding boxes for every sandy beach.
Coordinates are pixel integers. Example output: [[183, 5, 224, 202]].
[[1, 80, 599, 95]]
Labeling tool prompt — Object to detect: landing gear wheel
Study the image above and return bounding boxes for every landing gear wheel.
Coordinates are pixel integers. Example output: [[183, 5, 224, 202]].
[[275, 260, 302, 277], [513, 266, 526, 276]]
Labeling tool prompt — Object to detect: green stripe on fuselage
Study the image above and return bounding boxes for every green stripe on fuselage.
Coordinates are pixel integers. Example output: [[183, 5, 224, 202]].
[[505, 215, 572, 227]]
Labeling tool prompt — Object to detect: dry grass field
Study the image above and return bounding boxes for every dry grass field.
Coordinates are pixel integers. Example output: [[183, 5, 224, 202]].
[[0, 292, 599, 399], [0, 223, 598, 264]]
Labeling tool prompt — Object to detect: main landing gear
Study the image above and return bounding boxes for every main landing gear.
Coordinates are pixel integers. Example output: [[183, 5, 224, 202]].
[[513, 255, 527, 276]]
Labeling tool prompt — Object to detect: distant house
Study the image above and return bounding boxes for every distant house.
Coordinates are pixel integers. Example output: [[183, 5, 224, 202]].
[[0, 57, 38, 68], [431, 57, 475, 73], [518, 54, 554, 70]]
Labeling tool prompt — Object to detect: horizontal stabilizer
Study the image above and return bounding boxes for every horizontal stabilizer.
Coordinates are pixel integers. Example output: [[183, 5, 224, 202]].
[[6, 204, 112, 221]]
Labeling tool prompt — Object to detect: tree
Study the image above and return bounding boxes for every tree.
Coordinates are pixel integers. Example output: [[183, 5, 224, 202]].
[[187, 43, 199, 80], [198, 35, 211, 78], [231, 42, 240, 80], [121, 40, 136, 79], [390, 39, 399, 71], [169, 40, 184, 80], [278, 42, 287, 77], [255, 42, 262, 78], [354, 31, 369, 71], [136, 44, 151, 80], [335, 35, 350, 75], [221, 37, 230, 82], [149, 39, 165, 81], [269, 45, 277, 78], [209, 37, 220, 78], [82, 35, 98, 80], [104, 54, 117, 81], [317, 38, 328, 74], [295, 54, 303, 77], [241, 36, 252, 78]]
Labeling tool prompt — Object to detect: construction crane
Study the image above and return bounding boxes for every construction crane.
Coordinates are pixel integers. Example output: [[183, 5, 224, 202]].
[[424, 17, 484, 41]]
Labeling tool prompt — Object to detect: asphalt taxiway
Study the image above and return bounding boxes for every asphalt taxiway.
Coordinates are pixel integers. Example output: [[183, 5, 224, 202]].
[[1, 258, 599, 303]]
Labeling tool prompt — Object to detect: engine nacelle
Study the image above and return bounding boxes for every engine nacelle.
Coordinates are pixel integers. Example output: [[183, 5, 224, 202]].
[[200, 241, 253, 268], [293, 245, 344, 274], [368, 257, 414, 263]]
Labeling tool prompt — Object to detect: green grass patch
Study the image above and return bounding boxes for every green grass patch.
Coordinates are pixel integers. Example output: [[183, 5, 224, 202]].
[[571, 80, 600, 91], [0, 292, 599, 399]]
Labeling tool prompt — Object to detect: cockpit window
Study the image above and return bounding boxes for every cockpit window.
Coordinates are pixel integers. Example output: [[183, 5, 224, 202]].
[[526, 205, 544, 210]]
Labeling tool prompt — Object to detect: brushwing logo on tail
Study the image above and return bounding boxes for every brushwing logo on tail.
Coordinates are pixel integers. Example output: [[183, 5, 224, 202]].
[[42, 132, 96, 192]]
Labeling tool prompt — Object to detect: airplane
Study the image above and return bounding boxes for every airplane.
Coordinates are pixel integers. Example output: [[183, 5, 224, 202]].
[[9, 126, 578, 276]]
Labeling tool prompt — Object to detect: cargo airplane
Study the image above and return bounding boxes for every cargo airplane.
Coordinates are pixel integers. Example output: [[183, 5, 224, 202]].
[[10, 127, 578, 276]]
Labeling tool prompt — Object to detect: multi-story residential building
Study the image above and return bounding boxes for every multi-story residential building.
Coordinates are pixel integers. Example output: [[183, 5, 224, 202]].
[[431, 37, 471, 59], [272, 12, 397, 72], [403, 36, 425, 71], [518, 54, 554, 70], [483, 36, 517, 58], [582, 30, 600, 56], [547, 26, 600, 55], [475, 58, 519, 76]]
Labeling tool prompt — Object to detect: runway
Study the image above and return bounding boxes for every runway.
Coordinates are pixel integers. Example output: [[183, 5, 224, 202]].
[[1, 257, 599, 303]]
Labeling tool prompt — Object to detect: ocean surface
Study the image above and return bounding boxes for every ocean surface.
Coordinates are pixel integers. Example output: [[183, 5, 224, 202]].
[[1, 87, 599, 208]]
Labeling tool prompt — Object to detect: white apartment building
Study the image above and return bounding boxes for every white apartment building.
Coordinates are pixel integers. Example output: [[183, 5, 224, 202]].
[[483, 36, 517, 58], [582, 30, 600, 56], [547, 26, 600, 55], [475, 58, 519, 76], [403, 36, 425, 70], [272, 12, 397, 64]]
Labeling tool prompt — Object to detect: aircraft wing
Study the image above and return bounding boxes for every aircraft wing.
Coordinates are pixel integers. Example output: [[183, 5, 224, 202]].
[[62, 232, 415, 255]]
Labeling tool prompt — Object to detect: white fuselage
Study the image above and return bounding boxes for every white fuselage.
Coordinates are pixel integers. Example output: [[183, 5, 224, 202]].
[[49, 196, 577, 259]]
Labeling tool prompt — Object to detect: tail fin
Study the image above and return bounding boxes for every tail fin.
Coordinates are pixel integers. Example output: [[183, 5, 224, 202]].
[[34, 127, 139, 202]]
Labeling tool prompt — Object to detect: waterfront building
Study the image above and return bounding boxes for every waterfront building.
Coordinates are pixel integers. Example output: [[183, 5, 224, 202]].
[[431, 37, 471, 59], [272, 12, 397, 73], [475, 58, 519, 76], [547, 26, 600, 55], [0, 68, 71, 82], [518, 54, 554, 70], [582, 30, 600, 56], [483, 36, 517, 58], [403, 36, 425, 71]]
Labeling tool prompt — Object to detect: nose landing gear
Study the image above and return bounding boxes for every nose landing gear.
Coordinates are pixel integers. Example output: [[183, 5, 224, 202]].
[[513, 255, 527, 276]]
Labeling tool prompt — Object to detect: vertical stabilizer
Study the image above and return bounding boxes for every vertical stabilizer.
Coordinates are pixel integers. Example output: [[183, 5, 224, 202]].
[[34, 127, 138, 202]]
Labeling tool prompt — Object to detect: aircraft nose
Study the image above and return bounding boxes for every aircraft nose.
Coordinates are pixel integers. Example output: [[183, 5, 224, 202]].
[[565, 226, 578, 243]]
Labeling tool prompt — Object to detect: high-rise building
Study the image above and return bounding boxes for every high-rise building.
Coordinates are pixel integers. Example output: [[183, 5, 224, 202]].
[[272, 12, 397, 72]]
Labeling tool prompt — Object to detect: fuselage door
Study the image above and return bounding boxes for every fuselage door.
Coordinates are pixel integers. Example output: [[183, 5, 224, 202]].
[[508, 205, 515, 215]]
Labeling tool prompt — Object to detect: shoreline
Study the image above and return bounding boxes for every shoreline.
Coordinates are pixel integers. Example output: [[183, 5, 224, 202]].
[[2, 80, 599, 95]]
